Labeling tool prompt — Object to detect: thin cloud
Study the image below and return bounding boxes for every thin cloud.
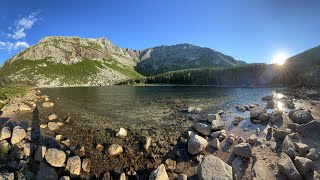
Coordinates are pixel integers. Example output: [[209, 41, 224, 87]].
[[0, 41, 30, 52], [7, 11, 40, 40]]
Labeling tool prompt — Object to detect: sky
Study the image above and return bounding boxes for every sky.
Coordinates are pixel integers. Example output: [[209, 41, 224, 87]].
[[0, 0, 320, 65]]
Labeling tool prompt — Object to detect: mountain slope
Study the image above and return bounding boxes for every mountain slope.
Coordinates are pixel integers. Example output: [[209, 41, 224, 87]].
[[0, 36, 142, 87], [132, 43, 246, 76]]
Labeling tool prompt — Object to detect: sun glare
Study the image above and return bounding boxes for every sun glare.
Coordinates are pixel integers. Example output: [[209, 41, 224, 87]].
[[272, 53, 289, 65]]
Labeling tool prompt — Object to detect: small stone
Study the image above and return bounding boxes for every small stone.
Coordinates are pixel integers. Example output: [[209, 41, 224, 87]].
[[294, 156, 313, 176], [252, 160, 271, 180], [149, 164, 169, 180], [61, 139, 70, 147], [66, 156, 81, 177], [211, 120, 225, 131], [256, 128, 261, 135], [11, 126, 26, 144], [119, 173, 126, 180], [55, 135, 62, 141], [210, 130, 226, 139], [45, 148, 66, 167], [193, 122, 211, 136], [48, 114, 58, 121], [107, 144, 123, 156], [210, 138, 220, 149], [0, 173, 14, 180], [116, 127, 127, 138], [42, 102, 54, 108], [188, 134, 208, 155], [246, 134, 257, 145], [23, 143, 35, 157], [47, 122, 59, 131], [34, 145, 46, 162], [228, 136, 235, 144], [19, 104, 32, 111], [96, 144, 104, 152], [307, 148, 319, 161], [234, 143, 252, 158], [164, 159, 176, 171], [57, 122, 64, 126], [82, 158, 91, 172], [143, 136, 152, 151], [0, 127, 11, 140], [40, 124, 47, 129]]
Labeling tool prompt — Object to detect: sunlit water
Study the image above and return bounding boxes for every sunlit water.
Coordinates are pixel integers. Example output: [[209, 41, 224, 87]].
[[40, 86, 283, 131]]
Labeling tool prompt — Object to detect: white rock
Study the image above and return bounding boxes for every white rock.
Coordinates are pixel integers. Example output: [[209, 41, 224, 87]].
[[116, 127, 127, 138], [188, 134, 208, 155], [45, 148, 66, 167], [149, 164, 169, 180]]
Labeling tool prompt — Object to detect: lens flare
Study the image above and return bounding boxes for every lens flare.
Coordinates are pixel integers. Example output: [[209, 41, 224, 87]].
[[272, 53, 289, 65]]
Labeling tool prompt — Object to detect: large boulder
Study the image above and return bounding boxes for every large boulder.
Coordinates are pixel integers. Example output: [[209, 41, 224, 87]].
[[11, 126, 26, 144], [0, 127, 11, 140], [278, 153, 302, 180], [294, 156, 313, 176], [36, 161, 58, 180], [149, 164, 169, 180], [197, 155, 233, 180], [288, 110, 313, 124], [251, 160, 271, 180], [282, 136, 297, 159], [307, 148, 320, 161], [234, 143, 252, 158], [193, 123, 211, 136], [45, 148, 66, 167], [66, 156, 81, 177], [188, 134, 208, 155], [250, 107, 267, 119], [297, 120, 320, 138], [211, 120, 225, 131]]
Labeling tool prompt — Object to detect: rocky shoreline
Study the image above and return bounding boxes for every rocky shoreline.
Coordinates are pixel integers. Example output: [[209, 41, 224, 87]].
[[0, 87, 320, 179]]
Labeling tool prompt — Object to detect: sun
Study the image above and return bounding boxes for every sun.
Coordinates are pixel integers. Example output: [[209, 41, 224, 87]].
[[272, 53, 289, 65]]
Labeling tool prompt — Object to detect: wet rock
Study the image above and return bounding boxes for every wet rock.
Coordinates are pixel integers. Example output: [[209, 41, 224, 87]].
[[210, 138, 220, 149], [282, 135, 297, 159], [23, 143, 35, 157], [284, 101, 295, 109], [188, 134, 208, 155], [272, 109, 284, 117], [307, 148, 319, 161], [207, 113, 221, 123], [0, 127, 11, 140], [274, 129, 291, 140], [0, 140, 11, 158], [11, 126, 26, 144], [0, 173, 14, 180], [149, 164, 169, 180], [116, 127, 127, 138], [250, 106, 267, 119], [251, 160, 271, 180], [266, 100, 275, 109], [34, 145, 46, 162], [232, 157, 243, 180], [256, 128, 261, 135], [42, 102, 54, 108], [45, 148, 66, 167], [246, 134, 257, 145], [197, 155, 233, 180], [164, 159, 176, 171], [48, 122, 59, 131], [297, 120, 320, 138], [144, 136, 152, 151], [249, 104, 260, 109], [294, 142, 309, 156], [288, 110, 313, 124], [258, 113, 270, 122], [234, 143, 252, 158], [66, 156, 81, 177], [211, 120, 225, 131], [48, 114, 58, 121], [287, 123, 299, 132], [294, 156, 313, 176], [262, 95, 273, 101], [96, 144, 104, 152], [278, 153, 302, 180], [107, 144, 123, 156], [36, 161, 58, 180], [236, 106, 246, 112], [188, 106, 201, 114], [210, 130, 226, 139], [233, 116, 244, 125], [193, 122, 211, 136]]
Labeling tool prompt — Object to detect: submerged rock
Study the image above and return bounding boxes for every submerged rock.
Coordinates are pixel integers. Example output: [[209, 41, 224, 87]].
[[197, 155, 233, 180], [149, 164, 169, 180], [188, 134, 208, 155]]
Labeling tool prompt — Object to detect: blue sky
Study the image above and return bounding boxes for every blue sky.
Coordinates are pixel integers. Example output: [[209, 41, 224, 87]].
[[0, 0, 320, 65]]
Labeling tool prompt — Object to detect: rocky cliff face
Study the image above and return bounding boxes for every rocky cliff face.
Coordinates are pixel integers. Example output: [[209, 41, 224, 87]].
[[134, 44, 246, 75]]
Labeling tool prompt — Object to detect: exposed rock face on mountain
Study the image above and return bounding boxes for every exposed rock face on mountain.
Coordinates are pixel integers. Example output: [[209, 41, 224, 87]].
[[133, 44, 246, 75], [0, 36, 142, 87]]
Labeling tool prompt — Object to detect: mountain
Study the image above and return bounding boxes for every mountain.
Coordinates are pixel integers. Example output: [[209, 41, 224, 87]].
[[0, 36, 143, 87], [133, 43, 246, 76], [0, 36, 247, 87]]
